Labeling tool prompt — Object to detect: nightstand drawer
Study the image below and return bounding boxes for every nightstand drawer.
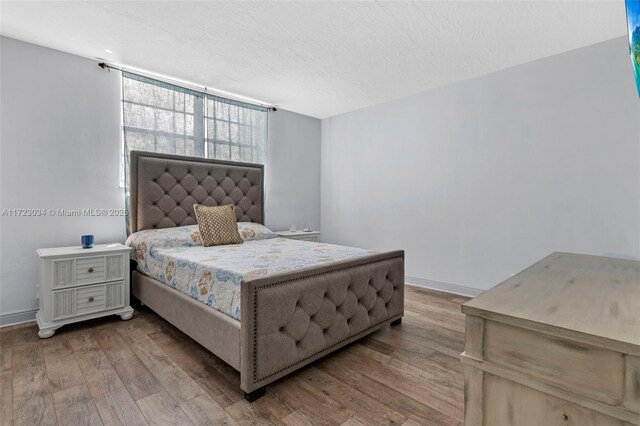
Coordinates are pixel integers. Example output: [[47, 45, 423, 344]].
[[53, 254, 126, 288], [76, 256, 106, 285], [275, 231, 321, 242], [76, 284, 106, 315], [52, 281, 125, 320], [295, 235, 320, 242]]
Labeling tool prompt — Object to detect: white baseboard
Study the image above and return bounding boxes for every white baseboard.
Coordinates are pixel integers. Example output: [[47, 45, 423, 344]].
[[0, 308, 38, 328], [405, 275, 484, 298]]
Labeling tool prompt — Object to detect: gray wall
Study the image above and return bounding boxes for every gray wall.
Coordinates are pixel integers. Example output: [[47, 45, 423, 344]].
[[266, 109, 321, 232], [0, 37, 321, 323], [321, 36, 640, 295], [0, 37, 124, 323]]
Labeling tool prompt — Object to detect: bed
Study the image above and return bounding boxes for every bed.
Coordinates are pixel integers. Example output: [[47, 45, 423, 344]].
[[127, 150, 405, 401]]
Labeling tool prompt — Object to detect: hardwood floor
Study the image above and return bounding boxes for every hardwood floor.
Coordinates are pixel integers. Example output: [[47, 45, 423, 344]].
[[0, 286, 468, 426]]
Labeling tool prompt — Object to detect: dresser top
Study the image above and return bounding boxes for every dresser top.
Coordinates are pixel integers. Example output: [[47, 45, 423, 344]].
[[37, 243, 131, 258], [463, 252, 640, 348]]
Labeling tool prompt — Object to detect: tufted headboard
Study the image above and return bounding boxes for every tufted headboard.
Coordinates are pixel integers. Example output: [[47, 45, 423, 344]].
[[129, 150, 264, 233]]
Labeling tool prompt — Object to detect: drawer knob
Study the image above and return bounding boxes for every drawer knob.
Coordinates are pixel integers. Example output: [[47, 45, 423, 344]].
[[88, 267, 94, 273], [88, 297, 95, 302]]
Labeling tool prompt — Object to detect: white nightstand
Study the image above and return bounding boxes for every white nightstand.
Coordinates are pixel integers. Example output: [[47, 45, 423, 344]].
[[275, 230, 321, 242], [36, 243, 134, 338]]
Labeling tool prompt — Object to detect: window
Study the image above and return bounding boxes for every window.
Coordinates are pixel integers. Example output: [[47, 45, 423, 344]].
[[206, 95, 267, 164], [121, 72, 268, 188], [120, 71, 269, 232], [121, 73, 205, 187]]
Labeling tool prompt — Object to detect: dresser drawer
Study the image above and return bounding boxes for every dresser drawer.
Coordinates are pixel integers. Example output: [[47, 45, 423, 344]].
[[484, 320, 625, 405], [484, 373, 623, 426], [52, 281, 125, 319]]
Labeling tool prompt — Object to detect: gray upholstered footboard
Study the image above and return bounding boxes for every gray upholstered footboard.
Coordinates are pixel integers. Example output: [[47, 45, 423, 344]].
[[240, 250, 404, 393]]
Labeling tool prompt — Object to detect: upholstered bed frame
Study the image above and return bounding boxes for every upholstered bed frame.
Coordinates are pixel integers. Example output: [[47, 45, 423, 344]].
[[129, 150, 405, 401]]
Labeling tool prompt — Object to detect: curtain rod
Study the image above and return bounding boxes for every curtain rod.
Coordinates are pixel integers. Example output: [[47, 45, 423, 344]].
[[98, 62, 277, 112]]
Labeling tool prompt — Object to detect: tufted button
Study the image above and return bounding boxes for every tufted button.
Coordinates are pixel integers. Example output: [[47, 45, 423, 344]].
[[279, 326, 285, 332]]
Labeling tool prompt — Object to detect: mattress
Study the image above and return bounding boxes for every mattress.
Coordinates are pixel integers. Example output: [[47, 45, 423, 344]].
[[126, 224, 374, 320]]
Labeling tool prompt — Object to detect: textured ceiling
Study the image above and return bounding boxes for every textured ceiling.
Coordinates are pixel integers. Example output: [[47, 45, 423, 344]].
[[0, 1, 628, 118]]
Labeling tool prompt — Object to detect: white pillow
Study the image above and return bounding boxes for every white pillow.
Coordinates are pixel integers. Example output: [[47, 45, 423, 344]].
[[237, 222, 276, 241]]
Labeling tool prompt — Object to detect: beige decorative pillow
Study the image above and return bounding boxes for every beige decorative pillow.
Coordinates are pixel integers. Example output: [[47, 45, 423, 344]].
[[193, 204, 244, 247]]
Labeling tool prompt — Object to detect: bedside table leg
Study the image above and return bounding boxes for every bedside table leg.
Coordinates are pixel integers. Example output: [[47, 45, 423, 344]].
[[38, 329, 57, 339], [119, 306, 134, 321], [36, 311, 62, 339]]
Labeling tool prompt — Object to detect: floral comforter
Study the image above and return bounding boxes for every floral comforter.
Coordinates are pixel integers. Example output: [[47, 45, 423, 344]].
[[126, 225, 373, 321]]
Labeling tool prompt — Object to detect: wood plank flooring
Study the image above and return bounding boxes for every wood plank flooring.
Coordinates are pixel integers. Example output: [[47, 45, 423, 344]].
[[0, 286, 468, 425]]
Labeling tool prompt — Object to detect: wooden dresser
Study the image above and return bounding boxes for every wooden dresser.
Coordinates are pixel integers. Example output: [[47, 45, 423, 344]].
[[461, 252, 640, 426]]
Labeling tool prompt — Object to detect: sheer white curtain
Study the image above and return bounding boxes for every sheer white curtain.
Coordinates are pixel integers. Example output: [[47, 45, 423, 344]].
[[122, 73, 205, 187], [206, 95, 267, 164], [121, 72, 268, 232]]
